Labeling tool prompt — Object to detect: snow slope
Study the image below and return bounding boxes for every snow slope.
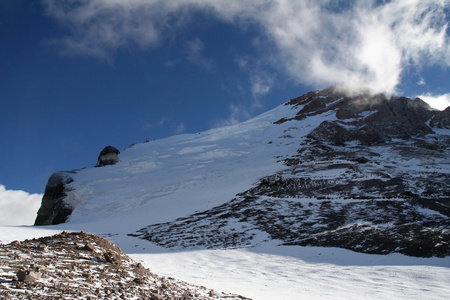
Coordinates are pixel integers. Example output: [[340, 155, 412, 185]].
[[63, 101, 330, 229]]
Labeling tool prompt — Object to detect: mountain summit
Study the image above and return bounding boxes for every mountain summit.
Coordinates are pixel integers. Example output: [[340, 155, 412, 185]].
[[35, 87, 450, 257]]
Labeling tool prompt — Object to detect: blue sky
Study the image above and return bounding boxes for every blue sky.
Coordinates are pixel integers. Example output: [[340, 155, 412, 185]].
[[1, 0, 449, 194]]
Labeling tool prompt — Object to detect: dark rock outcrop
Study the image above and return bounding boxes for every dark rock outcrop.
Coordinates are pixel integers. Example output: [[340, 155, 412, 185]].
[[96, 146, 120, 167], [34, 172, 75, 226]]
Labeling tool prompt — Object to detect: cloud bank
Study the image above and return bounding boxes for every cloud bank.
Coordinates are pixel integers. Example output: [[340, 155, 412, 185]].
[[42, 0, 449, 95], [418, 93, 450, 110], [0, 185, 42, 226]]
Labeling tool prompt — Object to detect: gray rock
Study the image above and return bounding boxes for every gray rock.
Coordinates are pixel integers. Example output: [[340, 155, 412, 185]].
[[96, 146, 120, 167]]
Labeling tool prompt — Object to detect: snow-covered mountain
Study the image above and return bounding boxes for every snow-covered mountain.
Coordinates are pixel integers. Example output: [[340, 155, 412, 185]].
[[0, 86, 447, 299], [35, 86, 449, 259]]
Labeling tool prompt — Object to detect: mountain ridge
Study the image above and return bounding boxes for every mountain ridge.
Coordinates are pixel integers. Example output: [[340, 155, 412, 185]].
[[35, 87, 450, 257]]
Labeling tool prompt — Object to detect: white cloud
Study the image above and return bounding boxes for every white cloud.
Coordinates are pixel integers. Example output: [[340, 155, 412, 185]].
[[417, 93, 450, 110], [42, 0, 449, 93], [0, 185, 42, 226], [256, 0, 449, 94]]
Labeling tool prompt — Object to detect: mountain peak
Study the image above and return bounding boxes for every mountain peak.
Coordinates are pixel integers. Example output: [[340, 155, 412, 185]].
[[276, 87, 447, 146]]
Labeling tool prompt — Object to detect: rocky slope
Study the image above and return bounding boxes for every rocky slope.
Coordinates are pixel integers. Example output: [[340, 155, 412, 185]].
[[132, 87, 450, 257], [35, 86, 450, 258], [0, 232, 250, 299]]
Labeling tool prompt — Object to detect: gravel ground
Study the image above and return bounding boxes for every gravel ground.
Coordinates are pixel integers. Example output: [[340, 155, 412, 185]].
[[0, 231, 250, 300]]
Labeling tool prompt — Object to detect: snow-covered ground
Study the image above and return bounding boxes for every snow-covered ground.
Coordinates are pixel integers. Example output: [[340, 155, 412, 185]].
[[133, 245, 450, 300], [1, 225, 449, 300]]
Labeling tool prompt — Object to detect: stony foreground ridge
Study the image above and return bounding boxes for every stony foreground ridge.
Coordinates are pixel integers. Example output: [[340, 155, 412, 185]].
[[0, 232, 250, 300]]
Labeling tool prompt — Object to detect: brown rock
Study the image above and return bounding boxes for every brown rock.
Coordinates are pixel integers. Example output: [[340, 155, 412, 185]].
[[104, 251, 121, 265], [17, 268, 42, 282], [83, 243, 96, 252], [37, 244, 49, 252], [134, 277, 146, 284], [151, 293, 165, 300]]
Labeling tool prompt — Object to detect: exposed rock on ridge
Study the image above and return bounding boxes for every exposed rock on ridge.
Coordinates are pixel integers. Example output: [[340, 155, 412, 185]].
[[96, 146, 120, 167], [34, 172, 76, 226], [277, 86, 447, 145]]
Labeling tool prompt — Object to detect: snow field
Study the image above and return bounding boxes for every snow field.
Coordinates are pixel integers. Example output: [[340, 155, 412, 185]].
[[130, 242, 450, 300]]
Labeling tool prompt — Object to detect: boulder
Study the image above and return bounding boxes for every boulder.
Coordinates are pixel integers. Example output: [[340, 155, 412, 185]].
[[83, 243, 96, 252], [96, 146, 120, 167], [104, 251, 121, 265], [17, 268, 42, 282]]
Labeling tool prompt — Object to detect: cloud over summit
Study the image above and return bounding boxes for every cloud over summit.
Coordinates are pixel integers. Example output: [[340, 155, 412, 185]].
[[43, 0, 449, 95]]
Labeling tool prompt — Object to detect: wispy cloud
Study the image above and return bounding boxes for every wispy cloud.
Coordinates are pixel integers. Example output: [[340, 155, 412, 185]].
[[150, 117, 186, 135], [0, 185, 42, 225], [42, 0, 170, 60], [174, 122, 186, 134], [184, 38, 213, 69], [212, 103, 252, 128], [236, 56, 274, 99], [42, 0, 449, 93]]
